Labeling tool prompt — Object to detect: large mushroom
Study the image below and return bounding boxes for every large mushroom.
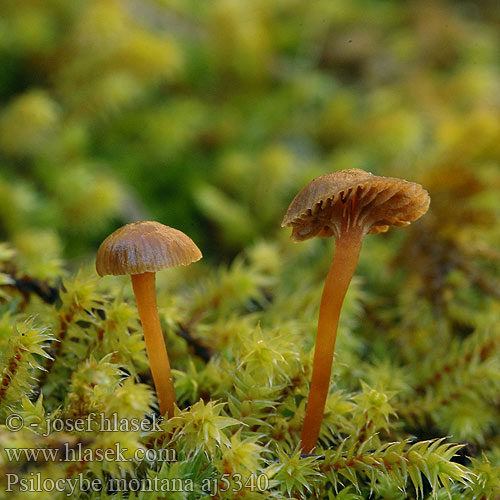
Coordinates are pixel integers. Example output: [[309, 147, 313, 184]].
[[96, 221, 202, 417], [281, 169, 430, 453]]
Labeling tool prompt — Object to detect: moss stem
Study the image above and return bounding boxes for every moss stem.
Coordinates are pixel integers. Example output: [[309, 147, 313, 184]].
[[131, 272, 176, 417], [300, 228, 363, 453]]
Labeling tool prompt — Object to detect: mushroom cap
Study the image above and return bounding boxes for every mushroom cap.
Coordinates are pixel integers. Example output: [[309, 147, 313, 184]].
[[281, 169, 430, 242], [96, 221, 202, 276]]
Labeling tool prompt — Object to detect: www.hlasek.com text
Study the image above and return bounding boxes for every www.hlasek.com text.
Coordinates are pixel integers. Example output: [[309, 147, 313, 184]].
[[4, 442, 175, 463]]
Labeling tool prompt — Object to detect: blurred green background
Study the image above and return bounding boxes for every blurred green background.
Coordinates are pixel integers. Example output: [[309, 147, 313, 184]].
[[1, 0, 500, 273]]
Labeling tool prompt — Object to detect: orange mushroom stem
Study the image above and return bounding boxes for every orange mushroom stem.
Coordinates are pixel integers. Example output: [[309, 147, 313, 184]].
[[131, 272, 176, 417], [300, 223, 363, 453]]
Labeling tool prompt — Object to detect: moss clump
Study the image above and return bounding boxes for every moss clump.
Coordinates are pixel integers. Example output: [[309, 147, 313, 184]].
[[1, 226, 499, 499]]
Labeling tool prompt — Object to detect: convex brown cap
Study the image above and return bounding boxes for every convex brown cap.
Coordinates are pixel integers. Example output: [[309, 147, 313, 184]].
[[96, 221, 202, 276], [282, 169, 430, 242]]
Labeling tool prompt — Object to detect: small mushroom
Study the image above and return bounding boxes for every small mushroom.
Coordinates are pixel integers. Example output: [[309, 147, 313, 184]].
[[282, 169, 430, 453], [96, 221, 202, 417]]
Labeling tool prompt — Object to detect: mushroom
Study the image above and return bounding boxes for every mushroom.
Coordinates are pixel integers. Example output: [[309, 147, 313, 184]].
[[96, 221, 202, 417], [281, 169, 430, 453]]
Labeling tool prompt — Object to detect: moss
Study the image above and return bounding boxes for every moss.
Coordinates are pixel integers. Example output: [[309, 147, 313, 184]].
[[0, 230, 498, 499]]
